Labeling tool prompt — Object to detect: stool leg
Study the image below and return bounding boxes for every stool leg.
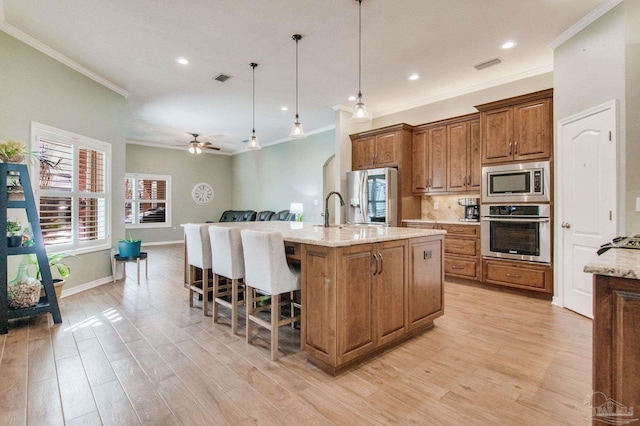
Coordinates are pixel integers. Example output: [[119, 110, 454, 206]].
[[112, 257, 116, 283], [246, 286, 253, 343], [271, 293, 280, 361], [213, 274, 220, 323], [189, 265, 195, 307], [145, 258, 148, 279], [203, 269, 210, 316], [231, 278, 238, 334], [136, 258, 141, 284]]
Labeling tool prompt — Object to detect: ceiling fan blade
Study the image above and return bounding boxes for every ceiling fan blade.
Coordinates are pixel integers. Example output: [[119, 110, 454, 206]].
[[202, 145, 221, 151]]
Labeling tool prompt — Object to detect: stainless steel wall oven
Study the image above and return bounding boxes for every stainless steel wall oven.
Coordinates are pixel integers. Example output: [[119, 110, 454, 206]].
[[481, 204, 551, 264]]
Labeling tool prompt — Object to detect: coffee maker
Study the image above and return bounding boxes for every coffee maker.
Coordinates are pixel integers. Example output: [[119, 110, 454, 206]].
[[458, 197, 479, 222]]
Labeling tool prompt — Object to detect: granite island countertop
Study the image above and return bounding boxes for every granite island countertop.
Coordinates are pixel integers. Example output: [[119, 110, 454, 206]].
[[201, 222, 445, 247], [403, 219, 480, 226], [584, 248, 640, 280]]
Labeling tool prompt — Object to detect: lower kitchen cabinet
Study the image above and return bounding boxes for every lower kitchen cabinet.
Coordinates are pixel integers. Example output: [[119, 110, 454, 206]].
[[408, 237, 444, 330], [483, 258, 552, 293]]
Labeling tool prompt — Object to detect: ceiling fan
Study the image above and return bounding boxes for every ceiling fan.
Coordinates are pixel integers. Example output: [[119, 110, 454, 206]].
[[176, 133, 221, 154]]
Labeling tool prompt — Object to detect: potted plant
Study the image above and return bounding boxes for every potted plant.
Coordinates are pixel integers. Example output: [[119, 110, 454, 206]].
[[118, 234, 142, 258], [6, 219, 22, 247], [25, 252, 72, 300], [0, 140, 37, 164]]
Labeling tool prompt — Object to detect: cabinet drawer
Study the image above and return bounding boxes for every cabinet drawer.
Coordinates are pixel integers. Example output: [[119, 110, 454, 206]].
[[439, 224, 479, 237], [483, 260, 551, 292], [444, 237, 477, 256], [444, 257, 478, 279]]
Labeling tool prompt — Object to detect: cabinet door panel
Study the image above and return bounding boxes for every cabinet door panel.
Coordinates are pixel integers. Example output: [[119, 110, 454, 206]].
[[352, 137, 375, 170], [375, 241, 407, 346], [514, 99, 551, 160], [412, 132, 428, 193], [337, 245, 375, 363], [468, 119, 482, 189], [409, 238, 443, 329], [375, 133, 398, 167], [482, 108, 513, 164], [428, 127, 447, 192], [447, 122, 468, 192]]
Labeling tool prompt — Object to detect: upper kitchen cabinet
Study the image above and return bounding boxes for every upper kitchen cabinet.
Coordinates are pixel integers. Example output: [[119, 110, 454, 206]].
[[476, 89, 553, 165], [412, 113, 480, 195], [350, 124, 413, 170]]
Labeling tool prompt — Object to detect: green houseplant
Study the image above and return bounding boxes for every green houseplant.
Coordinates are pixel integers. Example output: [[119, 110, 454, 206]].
[[0, 140, 37, 164], [25, 252, 72, 300], [6, 219, 23, 247], [118, 234, 142, 258]]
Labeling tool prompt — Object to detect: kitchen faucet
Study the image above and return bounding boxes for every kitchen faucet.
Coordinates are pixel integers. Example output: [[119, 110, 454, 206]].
[[324, 191, 345, 227]]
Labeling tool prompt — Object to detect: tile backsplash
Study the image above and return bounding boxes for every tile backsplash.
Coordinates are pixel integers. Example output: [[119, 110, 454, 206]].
[[421, 195, 478, 220]]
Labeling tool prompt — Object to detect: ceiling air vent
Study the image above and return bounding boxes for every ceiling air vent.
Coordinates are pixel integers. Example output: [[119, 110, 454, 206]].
[[474, 57, 502, 71], [214, 73, 232, 82]]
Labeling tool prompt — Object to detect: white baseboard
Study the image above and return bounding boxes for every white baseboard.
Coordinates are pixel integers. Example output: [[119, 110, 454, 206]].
[[551, 296, 562, 307], [60, 276, 113, 298]]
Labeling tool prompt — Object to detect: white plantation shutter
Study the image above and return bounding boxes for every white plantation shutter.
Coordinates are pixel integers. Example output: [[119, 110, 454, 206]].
[[33, 123, 111, 253], [125, 174, 171, 228]]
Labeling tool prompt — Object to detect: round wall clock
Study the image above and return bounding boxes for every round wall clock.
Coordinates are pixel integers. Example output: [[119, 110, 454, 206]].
[[191, 182, 214, 205]]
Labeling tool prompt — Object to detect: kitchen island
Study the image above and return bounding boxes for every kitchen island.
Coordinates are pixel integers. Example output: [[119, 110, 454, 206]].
[[584, 249, 640, 423], [206, 222, 446, 374]]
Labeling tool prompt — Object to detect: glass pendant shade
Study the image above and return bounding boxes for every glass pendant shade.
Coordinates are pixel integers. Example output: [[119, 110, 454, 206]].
[[188, 144, 195, 154], [247, 133, 261, 150], [195, 145, 202, 154], [289, 116, 305, 139], [351, 96, 371, 123]]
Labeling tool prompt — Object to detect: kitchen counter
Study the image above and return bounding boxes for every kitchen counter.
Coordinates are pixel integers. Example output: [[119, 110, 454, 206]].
[[585, 248, 640, 422], [210, 221, 445, 247], [403, 219, 480, 226], [583, 248, 640, 279], [189, 221, 444, 374]]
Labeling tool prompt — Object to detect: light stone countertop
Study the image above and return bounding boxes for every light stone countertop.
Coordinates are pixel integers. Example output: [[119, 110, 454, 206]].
[[403, 219, 480, 226], [202, 222, 445, 247], [584, 249, 640, 280]]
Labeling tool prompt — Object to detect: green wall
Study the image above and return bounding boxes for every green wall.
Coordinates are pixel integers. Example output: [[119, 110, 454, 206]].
[[0, 30, 126, 292], [125, 144, 233, 242], [231, 131, 335, 224]]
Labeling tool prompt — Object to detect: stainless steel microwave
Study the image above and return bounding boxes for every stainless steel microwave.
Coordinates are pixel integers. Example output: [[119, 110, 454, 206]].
[[482, 160, 550, 203]]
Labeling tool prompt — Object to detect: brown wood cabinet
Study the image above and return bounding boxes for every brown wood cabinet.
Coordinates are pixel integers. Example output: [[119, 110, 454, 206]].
[[405, 222, 481, 281], [482, 258, 552, 293], [412, 114, 480, 195], [350, 124, 421, 223], [592, 274, 640, 423], [476, 89, 553, 165], [301, 235, 444, 375]]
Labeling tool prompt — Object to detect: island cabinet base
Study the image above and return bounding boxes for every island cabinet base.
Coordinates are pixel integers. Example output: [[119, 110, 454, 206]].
[[301, 236, 444, 375], [592, 275, 640, 424]]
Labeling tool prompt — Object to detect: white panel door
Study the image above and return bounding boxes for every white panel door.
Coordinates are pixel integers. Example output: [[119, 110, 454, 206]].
[[559, 101, 617, 318]]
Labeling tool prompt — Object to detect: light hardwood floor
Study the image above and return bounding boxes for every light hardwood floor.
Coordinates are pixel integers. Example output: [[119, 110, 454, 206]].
[[0, 244, 592, 425]]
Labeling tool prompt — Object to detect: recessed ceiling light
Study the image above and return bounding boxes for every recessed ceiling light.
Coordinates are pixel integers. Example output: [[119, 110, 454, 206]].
[[501, 41, 516, 49], [408, 74, 420, 81], [348, 95, 357, 101], [281, 106, 289, 111], [176, 58, 189, 65]]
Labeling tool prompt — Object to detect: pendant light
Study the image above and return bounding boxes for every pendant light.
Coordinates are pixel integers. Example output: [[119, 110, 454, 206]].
[[351, 0, 371, 123], [289, 34, 306, 139], [247, 62, 261, 150]]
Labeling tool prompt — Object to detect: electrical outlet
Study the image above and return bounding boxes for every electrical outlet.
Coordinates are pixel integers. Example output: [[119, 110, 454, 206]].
[[434, 202, 439, 210]]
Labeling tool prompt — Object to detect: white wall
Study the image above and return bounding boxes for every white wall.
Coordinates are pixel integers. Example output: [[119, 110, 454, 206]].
[[125, 144, 233, 242], [626, 0, 640, 233], [0, 30, 126, 291], [553, 4, 627, 234], [231, 131, 334, 224]]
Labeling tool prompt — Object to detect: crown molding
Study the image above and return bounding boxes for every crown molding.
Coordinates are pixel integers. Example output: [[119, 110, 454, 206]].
[[0, 1, 129, 98], [373, 65, 553, 118], [549, 0, 624, 49]]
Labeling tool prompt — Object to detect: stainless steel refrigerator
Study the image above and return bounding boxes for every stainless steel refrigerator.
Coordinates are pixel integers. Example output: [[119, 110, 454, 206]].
[[346, 167, 398, 226]]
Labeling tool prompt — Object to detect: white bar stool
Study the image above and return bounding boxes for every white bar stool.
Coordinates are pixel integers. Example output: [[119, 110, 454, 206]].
[[184, 224, 213, 316], [240, 229, 301, 361], [208, 226, 245, 334]]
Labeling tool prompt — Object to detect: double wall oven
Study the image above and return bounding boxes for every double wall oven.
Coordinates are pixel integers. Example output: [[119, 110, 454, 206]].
[[481, 161, 551, 264]]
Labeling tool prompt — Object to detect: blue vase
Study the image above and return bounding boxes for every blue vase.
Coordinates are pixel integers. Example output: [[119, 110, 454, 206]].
[[118, 241, 141, 258]]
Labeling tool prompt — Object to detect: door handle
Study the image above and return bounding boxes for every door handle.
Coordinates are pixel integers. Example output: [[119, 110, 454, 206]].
[[509, 142, 512, 156], [372, 253, 379, 276], [452, 265, 464, 270], [561, 222, 571, 229], [506, 273, 522, 278], [378, 252, 383, 275], [514, 142, 518, 155]]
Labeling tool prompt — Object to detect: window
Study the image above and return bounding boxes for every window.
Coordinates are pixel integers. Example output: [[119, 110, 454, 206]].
[[125, 174, 171, 228], [31, 122, 111, 253]]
